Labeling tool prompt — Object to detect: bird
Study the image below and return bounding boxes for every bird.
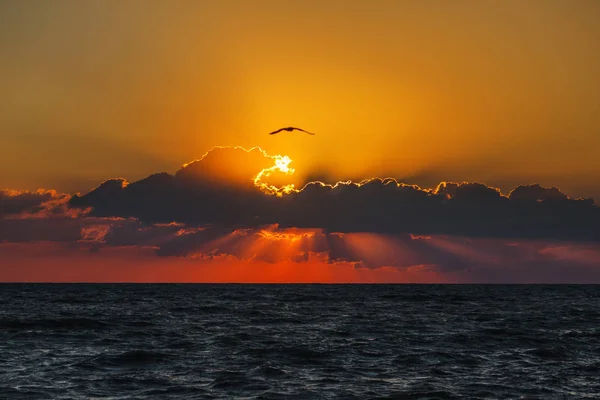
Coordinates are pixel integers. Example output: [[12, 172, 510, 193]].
[[268, 126, 315, 135]]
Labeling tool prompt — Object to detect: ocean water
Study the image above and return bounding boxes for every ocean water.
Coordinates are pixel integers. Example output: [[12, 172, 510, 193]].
[[1, 284, 599, 399]]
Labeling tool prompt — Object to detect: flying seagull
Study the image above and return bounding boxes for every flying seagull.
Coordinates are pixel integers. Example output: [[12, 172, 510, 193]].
[[268, 126, 315, 135]]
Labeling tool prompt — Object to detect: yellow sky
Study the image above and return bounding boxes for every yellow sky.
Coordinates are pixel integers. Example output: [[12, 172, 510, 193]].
[[1, 0, 599, 198]]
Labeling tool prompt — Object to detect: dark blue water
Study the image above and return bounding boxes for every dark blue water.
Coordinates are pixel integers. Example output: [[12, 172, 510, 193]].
[[1, 284, 599, 399]]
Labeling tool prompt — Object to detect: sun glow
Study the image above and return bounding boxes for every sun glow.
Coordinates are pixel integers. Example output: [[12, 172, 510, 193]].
[[257, 228, 316, 242], [184, 146, 429, 198], [252, 150, 422, 197], [275, 156, 292, 174], [253, 154, 296, 196]]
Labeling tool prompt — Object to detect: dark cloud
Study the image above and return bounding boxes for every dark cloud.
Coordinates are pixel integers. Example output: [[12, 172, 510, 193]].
[[1, 189, 59, 216], [69, 147, 288, 226], [1, 188, 89, 220], [2, 207, 600, 282], [0, 218, 85, 243], [0, 216, 131, 244], [66, 146, 600, 242], [508, 184, 569, 202]]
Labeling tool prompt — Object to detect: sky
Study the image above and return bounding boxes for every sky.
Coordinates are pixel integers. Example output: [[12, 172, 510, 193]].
[[1, 0, 600, 282]]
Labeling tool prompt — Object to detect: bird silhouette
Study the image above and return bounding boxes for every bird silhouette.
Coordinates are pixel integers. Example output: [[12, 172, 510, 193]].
[[268, 126, 315, 135]]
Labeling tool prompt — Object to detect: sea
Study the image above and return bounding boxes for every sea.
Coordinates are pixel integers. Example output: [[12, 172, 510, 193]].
[[1, 284, 599, 399]]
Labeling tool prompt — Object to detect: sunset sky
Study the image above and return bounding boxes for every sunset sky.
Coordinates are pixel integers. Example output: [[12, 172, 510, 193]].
[[1, 0, 600, 282]]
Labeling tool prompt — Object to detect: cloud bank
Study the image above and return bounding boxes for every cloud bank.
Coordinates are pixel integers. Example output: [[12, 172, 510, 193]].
[[2, 146, 599, 282], [2, 218, 600, 282], [64, 146, 600, 242]]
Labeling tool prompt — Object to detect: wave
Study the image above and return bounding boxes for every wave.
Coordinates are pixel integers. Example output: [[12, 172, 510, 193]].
[[79, 350, 177, 369], [0, 317, 109, 330]]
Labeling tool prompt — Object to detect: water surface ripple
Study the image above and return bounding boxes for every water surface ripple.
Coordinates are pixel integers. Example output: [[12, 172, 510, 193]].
[[1, 284, 599, 399]]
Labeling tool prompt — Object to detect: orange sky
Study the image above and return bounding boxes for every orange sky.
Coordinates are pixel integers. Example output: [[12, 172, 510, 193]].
[[2, 1, 600, 283], [0, 243, 447, 283], [1, 0, 600, 199], [3, 235, 600, 283]]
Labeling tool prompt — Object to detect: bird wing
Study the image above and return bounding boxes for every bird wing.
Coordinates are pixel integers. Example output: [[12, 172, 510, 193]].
[[294, 127, 315, 135], [268, 128, 285, 135]]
